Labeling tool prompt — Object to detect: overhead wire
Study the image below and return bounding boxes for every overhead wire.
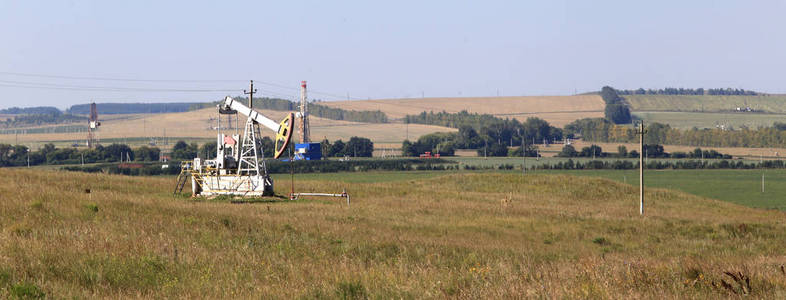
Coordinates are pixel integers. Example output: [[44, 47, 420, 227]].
[[0, 71, 245, 83], [0, 79, 238, 92], [0, 70, 370, 100]]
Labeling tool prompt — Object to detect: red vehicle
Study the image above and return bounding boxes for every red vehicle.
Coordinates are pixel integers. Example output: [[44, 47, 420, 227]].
[[419, 151, 440, 158]]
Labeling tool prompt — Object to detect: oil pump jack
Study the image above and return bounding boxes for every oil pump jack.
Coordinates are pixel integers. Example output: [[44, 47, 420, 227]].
[[176, 91, 295, 197]]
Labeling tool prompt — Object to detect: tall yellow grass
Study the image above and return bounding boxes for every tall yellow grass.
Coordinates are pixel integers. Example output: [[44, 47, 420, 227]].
[[0, 169, 785, 298]]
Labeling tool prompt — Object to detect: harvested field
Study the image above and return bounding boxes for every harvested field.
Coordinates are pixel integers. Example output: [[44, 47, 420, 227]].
[[321, 95, 605, 126], [0, 108, 455, 148]]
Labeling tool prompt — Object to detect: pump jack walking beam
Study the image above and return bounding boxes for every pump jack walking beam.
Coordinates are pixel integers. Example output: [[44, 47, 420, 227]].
[[220, 96, 294, 159]]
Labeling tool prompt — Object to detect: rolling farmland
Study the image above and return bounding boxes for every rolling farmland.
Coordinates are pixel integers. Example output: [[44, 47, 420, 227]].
[[622, 94, 786, 130], [633, 111, 786, 130], [320, 95, 605, 126], [624, 94, 786, 113], [0, 107, 455, 148]]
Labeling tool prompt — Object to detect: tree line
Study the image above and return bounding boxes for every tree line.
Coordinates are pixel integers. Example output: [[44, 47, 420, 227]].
[[68, 103, 199, 114], [402, 111, 563, 157], [0, 143, 161, 167], [616, 88, 759, 96], [184, 136, 376, 160], [229, 96, 389, 123], [556, 144, 731, 159], [320, 137, 374, 158], [64, 158, 453, 176], [535, 159, 781, 170], [1, 112, 85, 128], [601, 86, 632, 124], [0, 106, 61, 114], [566, 117, 786, 148]]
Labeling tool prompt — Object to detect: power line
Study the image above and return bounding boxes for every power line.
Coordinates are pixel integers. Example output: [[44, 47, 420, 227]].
[[0, 79, 238, 92], [0, 70, 372, 99], [0, 71, 245, 83]]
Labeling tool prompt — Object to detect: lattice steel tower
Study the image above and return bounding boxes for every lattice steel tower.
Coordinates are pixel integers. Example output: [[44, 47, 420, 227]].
[[299, 81, 310, 143]]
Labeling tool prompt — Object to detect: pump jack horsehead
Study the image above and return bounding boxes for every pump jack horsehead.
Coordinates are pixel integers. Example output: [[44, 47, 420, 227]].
[[220, 96, 295, 159], [177, 96, 294, 197]]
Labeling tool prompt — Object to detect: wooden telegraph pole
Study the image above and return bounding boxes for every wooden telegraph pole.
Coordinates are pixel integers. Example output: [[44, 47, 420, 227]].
[[638, 121, 646, 215], [244, 80, 256, 109]]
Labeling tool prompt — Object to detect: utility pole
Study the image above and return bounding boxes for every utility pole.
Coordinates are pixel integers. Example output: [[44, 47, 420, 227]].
[[761, 173, 765, 193], [638, 121, 646, 215], [244, 80, 256, 109], [484, 140, 488, 159], [289, 146, 294, 200]]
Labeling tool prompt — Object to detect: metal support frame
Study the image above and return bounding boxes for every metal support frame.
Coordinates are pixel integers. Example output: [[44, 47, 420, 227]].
[[237, 117, 265, 176]]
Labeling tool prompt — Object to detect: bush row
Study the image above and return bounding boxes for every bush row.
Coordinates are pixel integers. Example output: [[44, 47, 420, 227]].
[[61, 158, 456, 176], [533, 159, 786, 170]]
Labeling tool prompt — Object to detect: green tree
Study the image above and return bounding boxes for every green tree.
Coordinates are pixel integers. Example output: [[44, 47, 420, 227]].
[[580, 145, 604, 158], [401, 140, 416, 157], [617, 145, 627, 157], [605, 104, 632, 124], [557, 145, 578, 157], [344, 137, 374, 157], [135, 146, 161, 161], [198, 142, 217, 159], [171, 140, 197, 160], [329, 140, 346, 157]]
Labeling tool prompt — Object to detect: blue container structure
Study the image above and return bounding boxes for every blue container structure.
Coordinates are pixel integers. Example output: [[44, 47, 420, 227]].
[[293, 143, 322, 161]]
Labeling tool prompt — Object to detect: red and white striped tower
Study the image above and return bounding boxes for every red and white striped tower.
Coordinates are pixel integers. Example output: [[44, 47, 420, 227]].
[[299, 81, 310, 143]]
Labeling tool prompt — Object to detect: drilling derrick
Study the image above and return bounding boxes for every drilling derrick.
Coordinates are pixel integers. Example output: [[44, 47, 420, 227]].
[[293, 81, 321, 160], [87, 102, 100, 148], [299, 81, 310, 143]]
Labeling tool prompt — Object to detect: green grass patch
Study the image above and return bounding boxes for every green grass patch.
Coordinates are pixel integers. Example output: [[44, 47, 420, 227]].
[[10, 282, 45, 299], [634, 111, 786, 129], [625, 94, 786, 113], [539, 168, 786, 210], [271, 170, 448, 183]]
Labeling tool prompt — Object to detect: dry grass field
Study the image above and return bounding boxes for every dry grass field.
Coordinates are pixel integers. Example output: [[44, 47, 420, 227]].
[[0, 108, 455, 148], [321, 95, 605, 126], [2, 169, 786, 298]]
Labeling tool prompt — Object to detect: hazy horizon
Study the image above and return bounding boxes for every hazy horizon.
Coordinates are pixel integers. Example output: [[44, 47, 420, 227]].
[[2, 0, 785, 110]]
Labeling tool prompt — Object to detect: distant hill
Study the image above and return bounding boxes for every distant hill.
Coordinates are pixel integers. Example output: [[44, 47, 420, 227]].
[[67, 102, 209, 115], [0, 106, 61, 115], [320, 95, 605, 127]]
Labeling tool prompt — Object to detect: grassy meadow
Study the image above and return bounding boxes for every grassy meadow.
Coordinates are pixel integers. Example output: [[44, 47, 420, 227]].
[[633, 111, 786, 130], [625, 94, 786, 113], [537, 169, 786, 210], [2, 169, 786, 298]]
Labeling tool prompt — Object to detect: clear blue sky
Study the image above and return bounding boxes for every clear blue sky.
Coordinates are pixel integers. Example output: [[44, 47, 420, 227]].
[[1, 0, 785, 109]]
